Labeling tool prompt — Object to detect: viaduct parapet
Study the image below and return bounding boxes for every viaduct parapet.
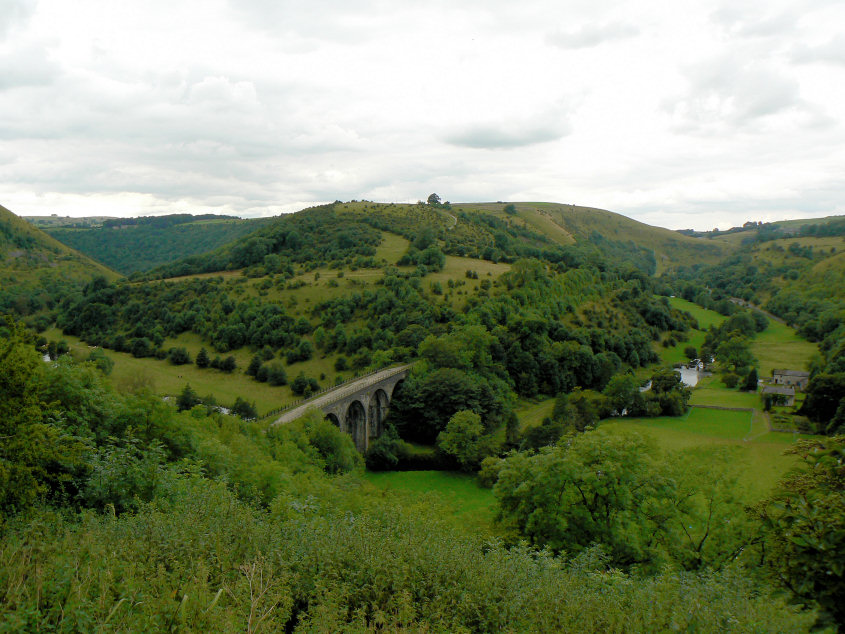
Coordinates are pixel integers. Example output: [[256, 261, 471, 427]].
[[272, 364, 411, 451]]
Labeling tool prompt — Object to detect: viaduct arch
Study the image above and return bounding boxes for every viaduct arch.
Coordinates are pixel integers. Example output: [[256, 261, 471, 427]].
[[272, 365, 410, 452]]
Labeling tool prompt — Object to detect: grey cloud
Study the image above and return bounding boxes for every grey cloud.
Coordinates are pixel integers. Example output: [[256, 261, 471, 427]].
[[0, 45, 59, 89], [665, 56, 823, 134], [227, 0, 396, 45], [792, 35, 845, 65], [444, 110, 570, 149], [546, 22, 638, 49], [0, 0, 35, 38], [709, 6, 797, 38]]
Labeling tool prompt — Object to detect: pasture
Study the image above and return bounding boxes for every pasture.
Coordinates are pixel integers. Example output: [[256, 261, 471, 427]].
[[363, 470, 497, 534], [667, 296, 726, 330], [600, 406, 806, 500], [751, 320, 816, 376], [42, 327, 341, 417], [689, 376, 762, 408]]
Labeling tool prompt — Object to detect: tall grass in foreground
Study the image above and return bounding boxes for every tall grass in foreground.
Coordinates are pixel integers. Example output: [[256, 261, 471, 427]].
[[0, 475, 817, 633]]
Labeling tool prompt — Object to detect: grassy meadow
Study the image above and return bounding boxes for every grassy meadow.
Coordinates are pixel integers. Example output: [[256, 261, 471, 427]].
[[751, 319, 817, 376], [600, 407, 803, 501], [688, 375, 762, 408], [363, 470, 498, 534], [514, 397, 558, 431], [667, 296, 726, 330], [42, 327, 339, 416]]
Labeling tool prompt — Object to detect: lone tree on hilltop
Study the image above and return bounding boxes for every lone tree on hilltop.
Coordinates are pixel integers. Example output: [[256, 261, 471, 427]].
[[427, 193, 441, 206]]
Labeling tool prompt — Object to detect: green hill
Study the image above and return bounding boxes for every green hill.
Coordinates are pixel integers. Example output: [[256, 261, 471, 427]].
[[446, 202, 728, 273], [143, 200, 716, 281], [40, 214, 273, 275], [0, 204, 119, 322], [2, 198, 839, 630]]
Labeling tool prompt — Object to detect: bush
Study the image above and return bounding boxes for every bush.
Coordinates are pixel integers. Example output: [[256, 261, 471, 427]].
[[195, 347, 210, 368], [168, 347, 191, 365], [245, 355, 262, 377], [231, 397, 257, 420], [220, 356, 237, 373], [86, 348, 114, 375], [266, 362, 287, 386], [176, 384, 201, 412], [365, 426, 410, 471], [291, 373, 320, 396], [722, 373, 740, 388], [743, 368, 758, 392]]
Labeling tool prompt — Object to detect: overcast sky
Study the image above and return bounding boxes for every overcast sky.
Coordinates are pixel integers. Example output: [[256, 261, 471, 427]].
[[1, 0, 844, 229]]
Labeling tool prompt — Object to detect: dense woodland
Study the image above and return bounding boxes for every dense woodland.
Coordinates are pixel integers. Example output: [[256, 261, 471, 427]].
[[2, 201, 844, 630], [45, 214, 273, 275]]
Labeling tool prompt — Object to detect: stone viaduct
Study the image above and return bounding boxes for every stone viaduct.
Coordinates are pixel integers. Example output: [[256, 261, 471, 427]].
[[272, 364, 411, 452]]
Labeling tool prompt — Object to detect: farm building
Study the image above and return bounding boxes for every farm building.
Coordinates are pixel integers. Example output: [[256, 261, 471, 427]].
[[762, 385, 796, 407], [771, 369, 810, 390]]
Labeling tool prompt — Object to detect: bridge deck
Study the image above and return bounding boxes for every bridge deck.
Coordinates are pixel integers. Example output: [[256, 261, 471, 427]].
[[273, 364, 411, 425]]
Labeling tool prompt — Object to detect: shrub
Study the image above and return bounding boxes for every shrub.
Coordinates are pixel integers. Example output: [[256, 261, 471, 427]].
[[722, 373, 740, 388], [231, 397, 257, 420], [168, 347, 191, 365], [266, 362, 287, 386], [195, 347, 210, 368], [220, 356, 237, 373]]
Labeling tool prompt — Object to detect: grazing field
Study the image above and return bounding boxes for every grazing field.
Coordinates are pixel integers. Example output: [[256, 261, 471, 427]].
[[42, 328, 345, 416], [689, 376, 762, 408], [658, 330, 707, 366], [751, 320, 816, 376], [600, 406, 808, 500], [658, 297, 725, 365], [614, 407, 754, 440], [514, 397, 557, 431], [363, 470, 497, 534], [667, 296, 727, 330], [665, 296, 817, 377], [374, 230, 412, 262]]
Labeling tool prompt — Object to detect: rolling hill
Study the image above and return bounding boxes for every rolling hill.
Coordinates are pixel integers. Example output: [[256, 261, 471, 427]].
[[0, 203, 120, 321], [38, 214, 273, 275]]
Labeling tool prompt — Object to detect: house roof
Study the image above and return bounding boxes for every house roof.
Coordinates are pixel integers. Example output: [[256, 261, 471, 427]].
[[762, 385, 796, 396], [773, 369, 810, 377]]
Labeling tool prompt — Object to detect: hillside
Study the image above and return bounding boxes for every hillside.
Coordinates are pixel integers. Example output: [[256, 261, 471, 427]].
[[499, 202, 727, 272], [670, 223, 845, 349], [0, 204, 119, 322], [3, 198, 841, 630], [141, 200, 719, 281], [39, 214, 272, 275], [25, 215, 118, 228], [338, 200, 727, 275]]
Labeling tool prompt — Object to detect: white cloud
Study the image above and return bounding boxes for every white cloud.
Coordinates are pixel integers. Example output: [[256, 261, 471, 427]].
[[546, 22, 638, 49], [792, 34, 845, 65], [0, 0, 843, 231]]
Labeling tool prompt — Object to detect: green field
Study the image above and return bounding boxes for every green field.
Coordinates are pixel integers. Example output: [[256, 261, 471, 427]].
[[658, 330, 707, 365], [658, 297, 724, 365], [514, 397, 557, 431], [42, 327, 341, 417], [600, 406, 808, 500], [666, 296, 816, 377], [363, 470, 497, 534], [689, 375, 762, 408], [751, 320, 816, 376], [613, 407, 754, 440], [667, 296, 726, 330]]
